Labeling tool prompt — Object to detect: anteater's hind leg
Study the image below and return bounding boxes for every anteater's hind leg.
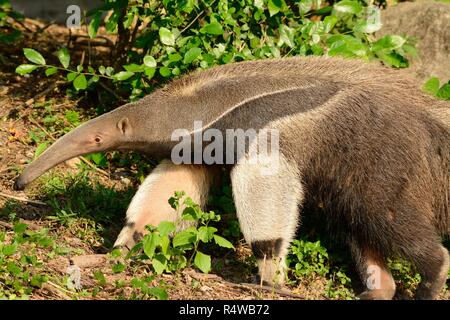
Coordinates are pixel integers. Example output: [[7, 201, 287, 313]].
[[230, 157, 303, 287], [350, 242, 396, 300], [114, 161, 219, 250], [413, 242, 449, 300]]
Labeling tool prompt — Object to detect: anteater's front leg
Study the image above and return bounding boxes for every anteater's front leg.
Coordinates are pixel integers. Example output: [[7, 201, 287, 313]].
[[230, 156, 303, 287], [113, 160, 219, 250]]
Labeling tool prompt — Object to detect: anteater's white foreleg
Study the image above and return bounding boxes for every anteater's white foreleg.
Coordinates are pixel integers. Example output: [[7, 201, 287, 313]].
[[230, 156, 303, 287], [114, 160, 220, 250]]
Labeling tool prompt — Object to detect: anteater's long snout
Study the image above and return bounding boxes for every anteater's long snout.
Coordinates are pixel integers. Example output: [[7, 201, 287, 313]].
[[12, 120, 104, 190], [13, 175, 27, 191], [13, 134, 81, 190], [12, 111, 127, 190]]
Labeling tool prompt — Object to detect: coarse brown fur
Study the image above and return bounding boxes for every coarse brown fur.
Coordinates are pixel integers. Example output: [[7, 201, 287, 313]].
[[13, 56, 450, 299]]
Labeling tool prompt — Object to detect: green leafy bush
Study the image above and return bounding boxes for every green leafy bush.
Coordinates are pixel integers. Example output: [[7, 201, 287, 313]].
[[15, 0, 414, 100], [0, 223, 52, 299], [287, 238, 354, 299], [129, 191, 234, 275]]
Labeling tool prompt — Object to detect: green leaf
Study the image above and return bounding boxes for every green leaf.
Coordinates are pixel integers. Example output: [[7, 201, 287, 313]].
[[24, 48, 46, 65], [89, 75, 100, 84], [106, 10, 120, 33], [372, 35, 406, 52], [422, 77, 440, 96], [73, 74, 87, 90], [159, 66, 172, 78], [123, 63, 144, 72], [198, 226, 217, 243], [268, 0, 283, 16], [157, 221, 176, 237], [7, 262, 22, 275], [65, 110, 80, 126], [437, 83, 450, 100], [13, 223, 28, 234], [30, 275, 47, 288], [16, 64, 39, 75], [106, 67, 114, 76], [3, 242, 18, 256], [57, 47, 70, 68], [333, 0, 362, 14], [159, 27, 175, 46], [160, 235, 170, 255], [89, 12, 102, 39], [45, 67, 58, 76], [254, 0, 264, 10], [173, 230, 196, 247], [110, 248, 122, 259], [131, 277, 143, 288], [168, 53, 182, 63], [152, 254, 167, 275], [278, 25, 294, 48], [200, 22, 223, 35], [85, 152, 107, 167], [182, 206, 201, 221], [144, 67, 156, 79], [327, 35, 367, 58], [143, 233, 160, 259], [34, 142, 48, 159], [298, 0, 312, 15], [377, 52, 408, 68], [197, 226, 210, 243], [143, 55, 157, 67], [323, 16, 337, 33], [194, 251, 211, 273], [112, 71, 134, 81], [112, 262, 126, 274], [146, 286, 168, 300], [67, 72, 77, 82], [213, 235, 235, 249], [93, 270, 107, 286]]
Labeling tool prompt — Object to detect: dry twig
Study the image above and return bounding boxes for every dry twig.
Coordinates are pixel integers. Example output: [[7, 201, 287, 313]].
[[0, 191, 47, 206]]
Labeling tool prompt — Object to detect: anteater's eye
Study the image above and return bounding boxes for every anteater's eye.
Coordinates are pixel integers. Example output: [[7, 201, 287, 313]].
[[95, 137, 101, 143]]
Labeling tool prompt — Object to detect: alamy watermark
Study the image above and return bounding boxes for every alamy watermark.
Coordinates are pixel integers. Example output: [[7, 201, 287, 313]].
[[366, 265, 382, 290], [66, 5, 81, 29], [171, 121, 280, 176], [66, 264, 81, 290]]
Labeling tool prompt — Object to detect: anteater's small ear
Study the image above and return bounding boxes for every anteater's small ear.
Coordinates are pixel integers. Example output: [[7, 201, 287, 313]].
[[117, 117, 131, 135]]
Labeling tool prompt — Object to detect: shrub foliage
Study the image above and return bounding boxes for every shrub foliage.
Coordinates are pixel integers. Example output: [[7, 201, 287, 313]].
[[15, 0, 414, 100]]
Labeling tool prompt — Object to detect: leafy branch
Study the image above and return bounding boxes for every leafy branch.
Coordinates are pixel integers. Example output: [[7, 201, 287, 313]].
[[14, 0, 416, 100], [131, 191, 235, 275]]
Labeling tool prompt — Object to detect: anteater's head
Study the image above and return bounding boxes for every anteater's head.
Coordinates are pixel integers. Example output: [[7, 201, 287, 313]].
[[14, 110, 133, 190]]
